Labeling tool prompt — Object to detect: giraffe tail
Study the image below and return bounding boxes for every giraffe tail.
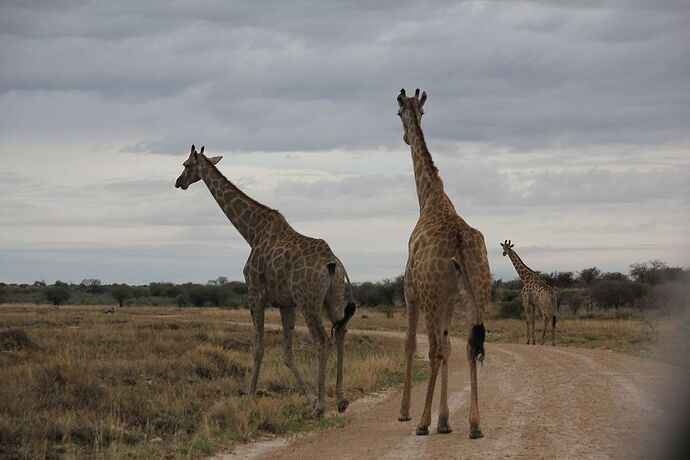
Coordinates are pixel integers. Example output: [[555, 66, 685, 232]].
[[453, 256, 486, 365], [328, 261, 357, 338]]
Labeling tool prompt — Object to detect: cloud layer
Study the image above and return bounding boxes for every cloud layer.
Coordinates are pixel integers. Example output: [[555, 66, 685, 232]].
[[1, 1, 689, 283]]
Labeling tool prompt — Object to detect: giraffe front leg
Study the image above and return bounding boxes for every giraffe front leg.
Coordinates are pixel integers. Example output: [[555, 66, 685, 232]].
[[279, 306, 315, 405], [248, 302, 265, 395]]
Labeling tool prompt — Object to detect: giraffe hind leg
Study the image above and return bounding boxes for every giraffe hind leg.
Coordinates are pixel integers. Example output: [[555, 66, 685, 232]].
[[416, 330, 439, 435], [399, 274, 420, 422], [303, 309, 329, 417], [540, 314, 548, 345], [437, 332, 452, 434], [324, 294, 349, 413]]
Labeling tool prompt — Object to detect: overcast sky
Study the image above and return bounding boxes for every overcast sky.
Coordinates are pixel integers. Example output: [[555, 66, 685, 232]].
[[1, 1, 689, 284]]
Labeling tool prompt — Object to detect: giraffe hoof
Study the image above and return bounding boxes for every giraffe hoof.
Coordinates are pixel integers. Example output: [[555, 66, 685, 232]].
[[437, 425, 453, 434], [398, 415, 412, 422], [337, 398, 350, 413], [415, 426, 429, 436], [469, 430, 484, 439], [311, 407, 325, 419]]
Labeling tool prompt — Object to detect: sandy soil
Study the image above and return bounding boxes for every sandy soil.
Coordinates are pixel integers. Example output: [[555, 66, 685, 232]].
[[213, 326, 688, 460]]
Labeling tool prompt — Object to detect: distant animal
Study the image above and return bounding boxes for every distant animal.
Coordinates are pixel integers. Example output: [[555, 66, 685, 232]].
[[396, 89, 490, 439], [175, 145, 355, 416], [500, 240, 557, 345], [104, 307, 115, 315]]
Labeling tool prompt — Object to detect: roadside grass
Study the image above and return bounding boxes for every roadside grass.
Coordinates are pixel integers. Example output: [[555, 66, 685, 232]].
[[218, 305, 688, 367], [151, 304, 689, 366], [0, 304, 427, 459]]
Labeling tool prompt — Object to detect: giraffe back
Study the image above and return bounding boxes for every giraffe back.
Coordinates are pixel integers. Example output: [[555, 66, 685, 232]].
[[408, 200, 490, 321]]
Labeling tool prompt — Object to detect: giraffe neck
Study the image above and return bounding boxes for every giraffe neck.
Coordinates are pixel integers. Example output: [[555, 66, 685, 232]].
[[507, 250, 536, 281], [197, 156, 284, 247], [401, 111, 445, 211]]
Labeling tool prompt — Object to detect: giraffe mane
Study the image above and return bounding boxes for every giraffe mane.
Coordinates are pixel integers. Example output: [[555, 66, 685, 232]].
[[408, 112, 444, 189], [199, 155, 284, 218]]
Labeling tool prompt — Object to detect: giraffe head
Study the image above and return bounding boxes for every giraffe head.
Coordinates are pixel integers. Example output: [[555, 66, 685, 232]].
[[500, 240, 515, 256], [175, 144, 222, 190], [396, 88, 426, 145]]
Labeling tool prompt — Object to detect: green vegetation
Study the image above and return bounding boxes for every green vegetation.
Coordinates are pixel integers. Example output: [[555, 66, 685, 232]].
[[1, 260, 685, 319]]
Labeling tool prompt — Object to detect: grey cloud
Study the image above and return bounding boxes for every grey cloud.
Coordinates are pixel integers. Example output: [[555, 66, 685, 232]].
[[2, 1, 689, 283], [2, 1, 689, 152]]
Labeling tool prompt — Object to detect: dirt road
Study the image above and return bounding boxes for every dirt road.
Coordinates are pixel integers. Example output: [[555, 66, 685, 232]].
[[216, 326, 688, 460]]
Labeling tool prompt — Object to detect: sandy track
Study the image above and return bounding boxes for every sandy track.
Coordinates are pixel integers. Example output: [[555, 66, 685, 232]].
[[213, 324, 688, 460]]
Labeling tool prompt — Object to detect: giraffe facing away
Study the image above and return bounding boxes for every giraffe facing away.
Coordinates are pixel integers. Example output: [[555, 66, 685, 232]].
[[396, 89, 491, 439], [500, 240, 557, 346], [175, 145, 356, 416]]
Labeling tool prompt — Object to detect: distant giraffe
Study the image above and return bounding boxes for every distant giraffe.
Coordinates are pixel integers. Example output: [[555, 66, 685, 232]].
[[396, 89, 491, 439], [500, 240, 557, 346], [175, 145, 356, 416]]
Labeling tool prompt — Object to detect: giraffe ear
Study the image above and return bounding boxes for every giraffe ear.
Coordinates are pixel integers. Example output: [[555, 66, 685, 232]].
[[208, 156, 222, 165], [397, 90, 405, 108]]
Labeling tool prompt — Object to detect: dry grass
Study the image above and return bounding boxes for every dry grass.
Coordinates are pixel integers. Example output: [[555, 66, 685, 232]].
[[0, 304, 426, 459], [288, 306, 689, 367]]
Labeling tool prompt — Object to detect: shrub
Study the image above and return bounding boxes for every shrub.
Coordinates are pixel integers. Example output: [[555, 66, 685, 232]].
[[498, 291, 523, 319], [44, 284, 71, 305], [0, 329, 35, 351]]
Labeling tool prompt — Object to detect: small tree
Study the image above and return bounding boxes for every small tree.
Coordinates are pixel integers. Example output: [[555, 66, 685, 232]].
[[550, 271, 575, 288], [45, 284, 71, 305], [80, 278, 104, 294], [206, 285, 230, 308], [187, 285, 208, 308], [110, 284, 132, 307], [578, 267, 601, 287]]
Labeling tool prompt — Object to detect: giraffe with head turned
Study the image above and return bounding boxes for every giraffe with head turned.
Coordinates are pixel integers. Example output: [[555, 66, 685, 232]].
[[175, 145, 356, 416], [500, 240, 557, 346], [396, 89, 491, 439]]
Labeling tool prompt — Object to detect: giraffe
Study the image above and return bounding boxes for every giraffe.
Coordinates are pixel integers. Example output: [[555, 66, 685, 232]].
[[396, 89, 491, 439], [500, 240, 557, 346], [175, 145, 356, 416]]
